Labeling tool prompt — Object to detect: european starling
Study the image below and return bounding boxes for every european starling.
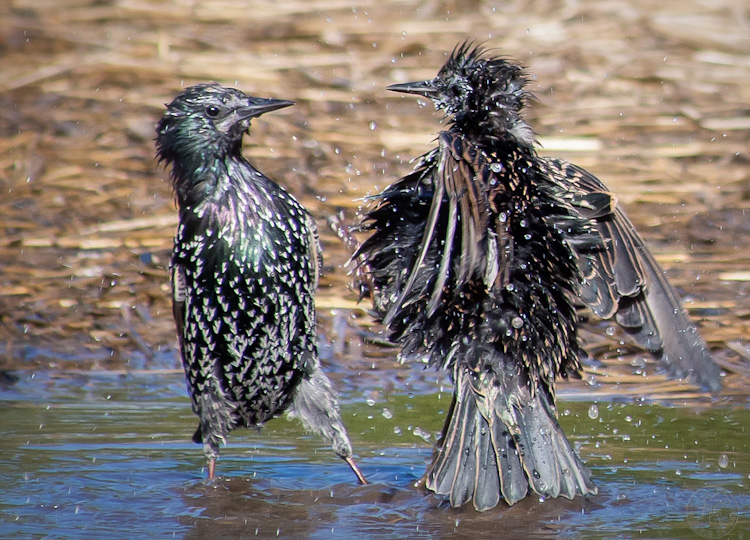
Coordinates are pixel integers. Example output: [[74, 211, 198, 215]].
[[155, 83, 365, 484], [354, 43, 720, 511]]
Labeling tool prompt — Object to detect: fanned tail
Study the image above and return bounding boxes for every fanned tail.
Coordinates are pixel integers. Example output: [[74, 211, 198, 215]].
[[425, 360, 596, 511]]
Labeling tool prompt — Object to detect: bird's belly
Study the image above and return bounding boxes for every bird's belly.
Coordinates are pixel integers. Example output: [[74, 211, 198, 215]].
[[180, 277, 312, 428]]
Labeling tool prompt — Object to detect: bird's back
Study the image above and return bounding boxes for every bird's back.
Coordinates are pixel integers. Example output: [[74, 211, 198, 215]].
[[359, 131, 595, 385]]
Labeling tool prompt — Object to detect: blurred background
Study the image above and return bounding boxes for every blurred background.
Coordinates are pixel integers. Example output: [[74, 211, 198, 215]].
[[0, 0, 748, 538]]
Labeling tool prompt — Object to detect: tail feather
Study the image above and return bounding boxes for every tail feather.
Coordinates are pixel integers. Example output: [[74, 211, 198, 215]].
[[428, 377, 480, 508], [512, 398, 591, 500], [473, 416, 501, 511], [491, 420, 528, 506], [426, 365, 596, 511]]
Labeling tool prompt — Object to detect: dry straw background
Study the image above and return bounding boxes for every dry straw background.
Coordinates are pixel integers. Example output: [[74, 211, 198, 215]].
[[0, 0, 748, 400]]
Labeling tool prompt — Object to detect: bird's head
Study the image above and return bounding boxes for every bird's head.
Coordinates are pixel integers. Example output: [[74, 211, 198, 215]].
[[155, 83, 293, 168], [387, 42, 535, 148]]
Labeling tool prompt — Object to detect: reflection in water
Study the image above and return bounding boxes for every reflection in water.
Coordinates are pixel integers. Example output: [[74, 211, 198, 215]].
[[178, 474, 593, 539], [175, 447, 443, 537]]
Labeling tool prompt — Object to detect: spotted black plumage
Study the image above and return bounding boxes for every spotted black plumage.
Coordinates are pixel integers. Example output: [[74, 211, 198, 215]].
[[354, 43, 720, 511], [156, 83, 365, 484]]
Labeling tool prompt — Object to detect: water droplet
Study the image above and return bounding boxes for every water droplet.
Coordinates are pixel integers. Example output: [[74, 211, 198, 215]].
[[605, 325, 616, 336], [369, 121, 377, 131], [498, 212, 508, 223], [532, 469, 540, 479], [588, 404, 599, 420], [393, 426, 402, 435], [490, 162, 503, 173], [511, 316, 524, 329], [381, 408, 393, 419], [718, 454, 729, 468], [366, 398, 375, 407], [413, 427, 430, 442]]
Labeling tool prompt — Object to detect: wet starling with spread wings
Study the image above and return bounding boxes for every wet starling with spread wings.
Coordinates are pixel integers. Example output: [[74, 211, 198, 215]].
[[354, 43, 719, 511]]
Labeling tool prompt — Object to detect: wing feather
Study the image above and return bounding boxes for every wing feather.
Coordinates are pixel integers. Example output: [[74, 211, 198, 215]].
[[540, 158, 720, 392], [383, 132, 498, 324]]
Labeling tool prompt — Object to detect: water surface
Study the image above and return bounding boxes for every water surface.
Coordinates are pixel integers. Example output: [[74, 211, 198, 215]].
[[2, 369, 747, 539]]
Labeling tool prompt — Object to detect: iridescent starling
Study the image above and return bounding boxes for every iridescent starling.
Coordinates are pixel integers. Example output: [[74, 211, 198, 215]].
[[355, 43, 720, 510], [155, 83, 365, 484]]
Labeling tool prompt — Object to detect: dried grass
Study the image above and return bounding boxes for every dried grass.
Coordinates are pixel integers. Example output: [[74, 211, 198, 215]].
[[0, 0, 748, 402]]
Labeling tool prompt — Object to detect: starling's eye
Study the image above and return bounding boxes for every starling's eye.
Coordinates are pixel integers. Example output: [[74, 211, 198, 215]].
[[205, 105, 221, 118]]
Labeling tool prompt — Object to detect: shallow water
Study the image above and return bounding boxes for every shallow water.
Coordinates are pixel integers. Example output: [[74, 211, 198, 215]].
[[2, 369, 748, 539]]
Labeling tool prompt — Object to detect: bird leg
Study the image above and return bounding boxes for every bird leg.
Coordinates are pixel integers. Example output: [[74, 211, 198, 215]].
[[344, 456, 368, 485], [207, 459, 216, 480]]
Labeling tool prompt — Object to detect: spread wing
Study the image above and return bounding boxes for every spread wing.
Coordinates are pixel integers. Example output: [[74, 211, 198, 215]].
[[540, 158, 721, 392], [381, 131, 499, 326]]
